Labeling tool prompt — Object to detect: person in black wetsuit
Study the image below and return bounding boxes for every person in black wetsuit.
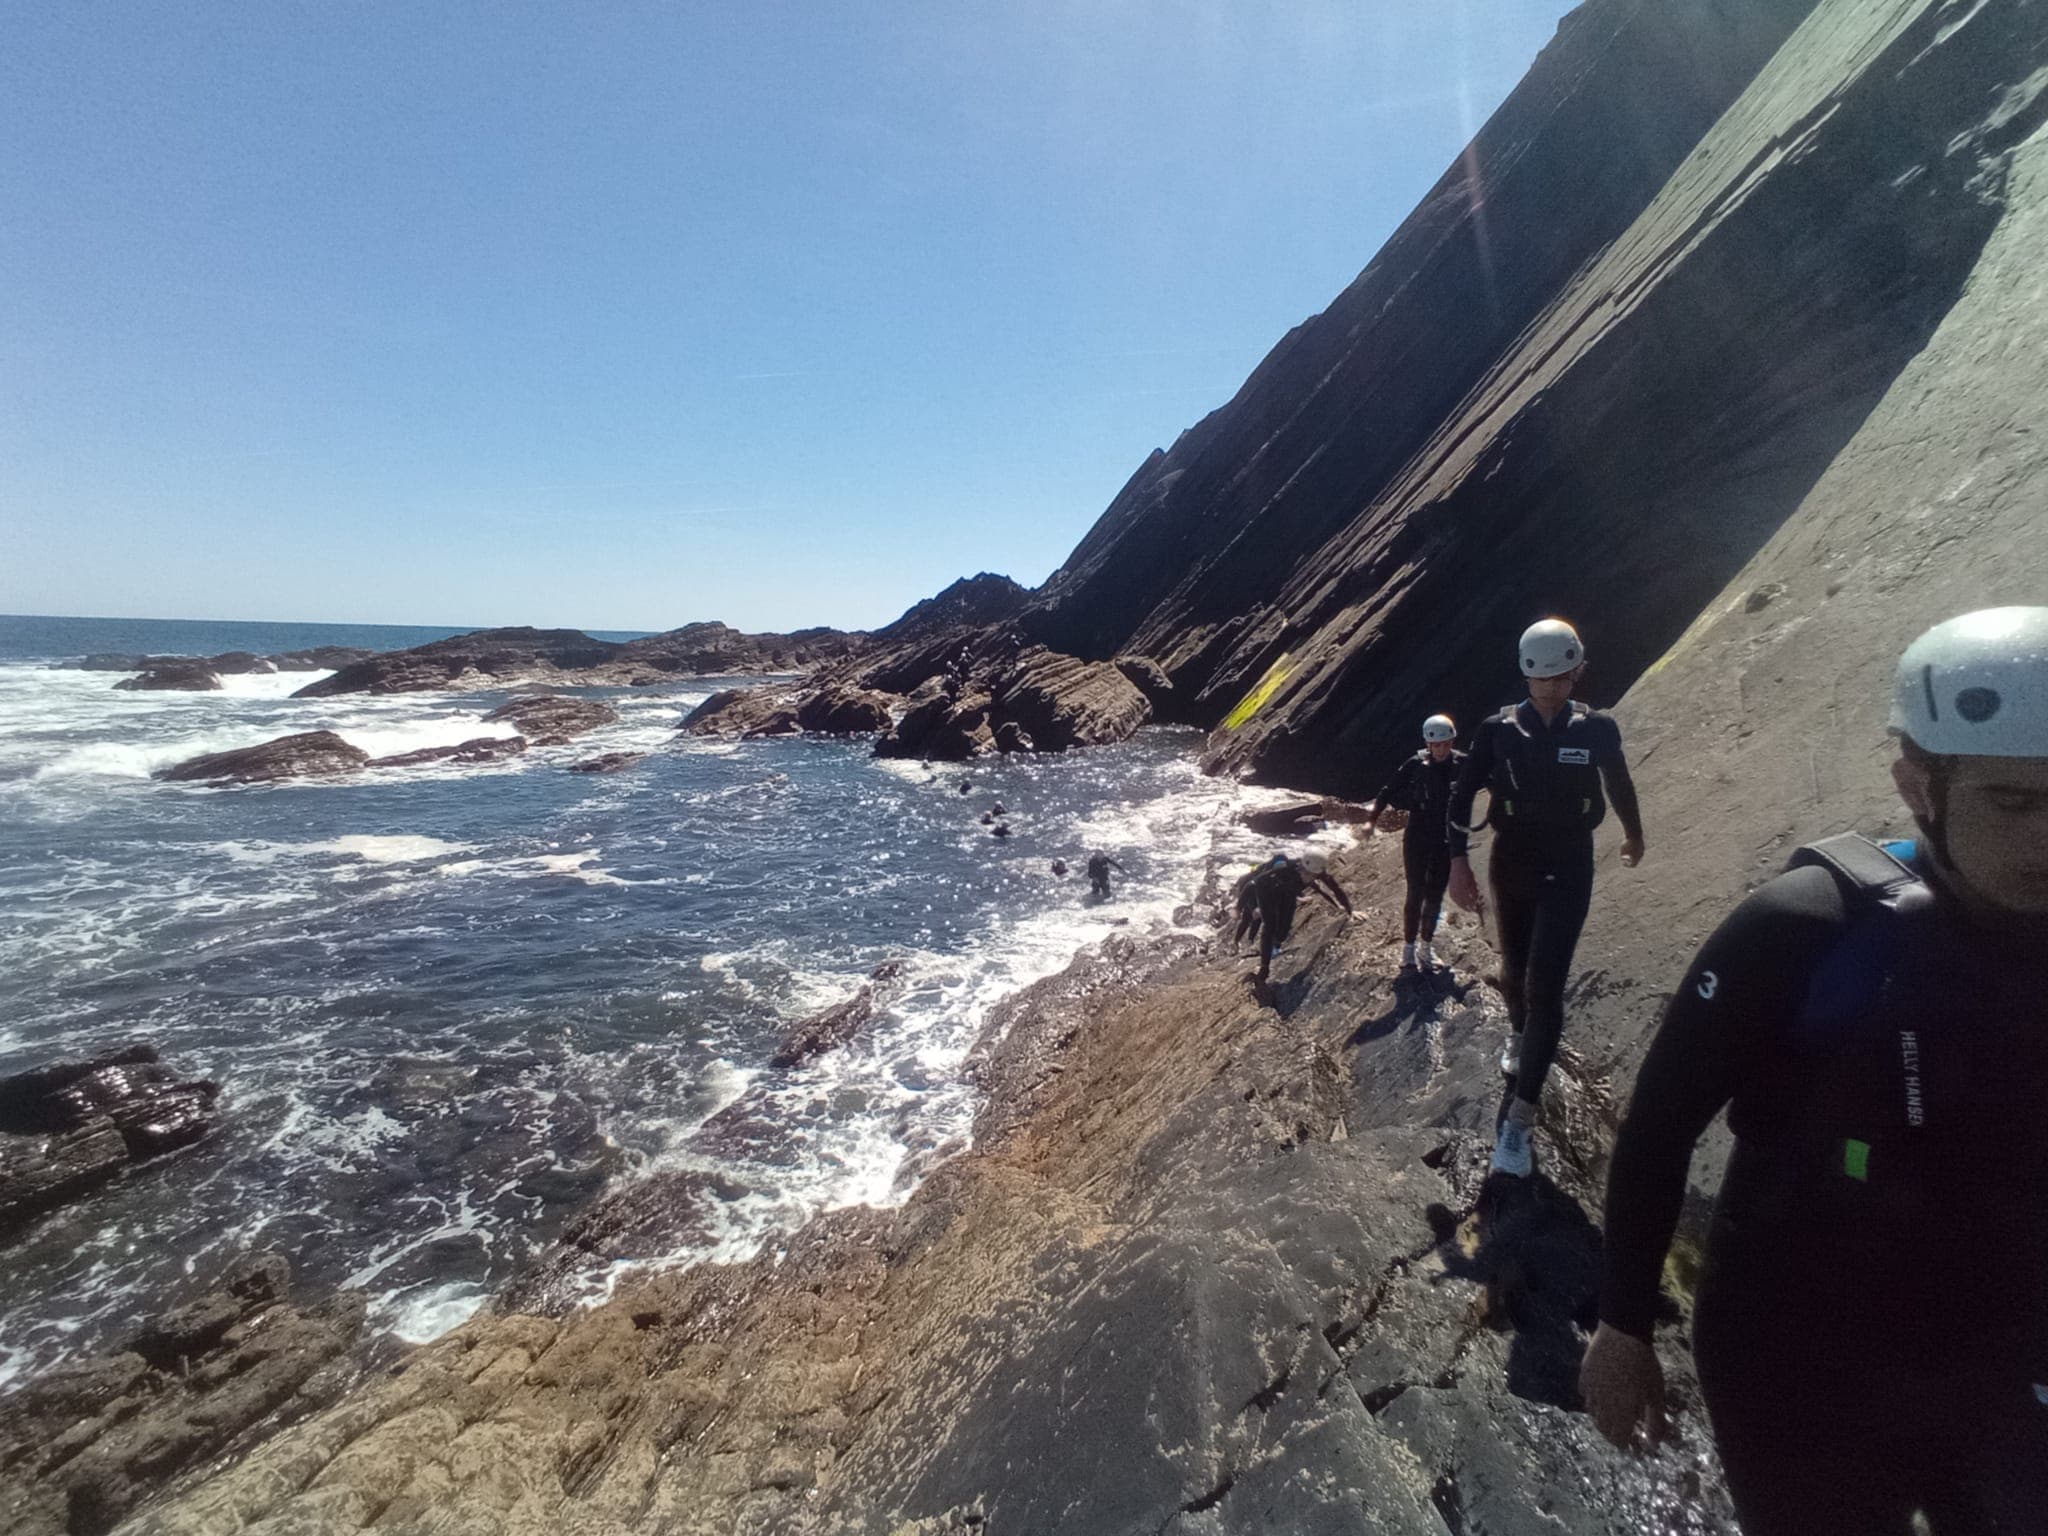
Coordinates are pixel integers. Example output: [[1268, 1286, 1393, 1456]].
[[1364, 713, 1465, 972], [1446, 618, 1645, 1177], [1086, 852, 1127, 897], [1581, 607, 2048, 1536], [1233, 851, 1354, 983]]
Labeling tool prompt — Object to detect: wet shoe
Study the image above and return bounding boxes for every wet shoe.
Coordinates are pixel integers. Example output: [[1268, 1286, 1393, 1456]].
[[1500, 1033, 1522, 1076], [1418, 941, 1439, 972], [1491, 1117, 1534, 1177], [1401, 941, 1418, 969]]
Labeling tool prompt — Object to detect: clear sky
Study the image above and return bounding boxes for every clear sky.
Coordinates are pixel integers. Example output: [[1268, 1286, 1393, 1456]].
[[2, 1, 1571, 634]]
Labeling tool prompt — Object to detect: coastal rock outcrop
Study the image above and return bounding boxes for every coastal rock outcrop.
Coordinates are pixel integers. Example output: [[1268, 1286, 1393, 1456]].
[[566, 751, 647, 773], [154, 730, 372, 785], [293, 627, 625, 697], [679, 686, 798, 737], [1009, 0, 2047, 800], [0, 1046, 220, 1239], [794, 685, 896, 736], [368, 734, 529, 770], [0, 1253, 365, 1536], [480, 694, 619, 745], [988, 646, 1151, 752], [112, 662, 222, 692]]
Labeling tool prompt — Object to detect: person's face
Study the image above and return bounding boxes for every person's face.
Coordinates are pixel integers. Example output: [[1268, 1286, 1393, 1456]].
[[1893, 751, 2048, 915], [1427, 739, 1453, 761], [1526, 666, 1581, 711]]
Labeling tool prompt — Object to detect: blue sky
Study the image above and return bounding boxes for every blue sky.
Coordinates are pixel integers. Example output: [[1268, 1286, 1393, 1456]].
[[2, 1, 1570, 634]]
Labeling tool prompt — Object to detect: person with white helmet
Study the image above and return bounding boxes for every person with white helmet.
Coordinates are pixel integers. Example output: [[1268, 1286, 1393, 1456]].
[[1232, 849, 1354, 986], [1580, 607, 2048, 1534], [1363, 713, 1466, 970], [1445, 618, 1646, 1176]]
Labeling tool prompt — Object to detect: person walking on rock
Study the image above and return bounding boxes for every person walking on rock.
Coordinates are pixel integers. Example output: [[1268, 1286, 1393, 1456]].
[[1446, 619, 1644, 1177], [1580, 607, 2048, 1535], [1086, 851, 1128, 898], [1364, 713, 1466, 972], [1234, 851, 1354, 985]]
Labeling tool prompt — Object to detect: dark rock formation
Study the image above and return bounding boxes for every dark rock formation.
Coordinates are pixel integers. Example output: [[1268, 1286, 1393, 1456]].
[[869, 572, 1030, 644], [769, 989, 878, 1070], [75, 647, 365, 675], [293, 624, 861, 698], [1238, 798, 1376, 837], [793, 685, 895, 735], [112, 662, 221, 692], [989, 647, 1151, 752], [614, 622, 863, 677], [0, 1254, 365, 1536], [566, 751, 647, 774], [201, 651, 274, 676], [1113, 654, 1174, 708], [368, 735, 529, 770], [0, 1046, 220, 1239], [272, 646, 375, 671], [294, 627, 624, 697], [154, 730, 371, 785], [1003, 0, 2048, 801], [480, 694, 618, 745]]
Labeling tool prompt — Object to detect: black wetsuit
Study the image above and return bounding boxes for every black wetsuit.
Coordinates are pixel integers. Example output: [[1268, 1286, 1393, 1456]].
[[1234, 858, 1310, 981], [1087, 854, 1124, 897], [1448, 700, 1641, 1102], [1600, 845, 2048, 1535], [1373, 749, 1465, 943]]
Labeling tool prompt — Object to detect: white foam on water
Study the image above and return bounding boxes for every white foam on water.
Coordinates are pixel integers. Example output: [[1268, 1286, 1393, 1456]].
[[384, 1281, 490, 1344], [314, 834, 474, 865], [331, 716, 523, 762]]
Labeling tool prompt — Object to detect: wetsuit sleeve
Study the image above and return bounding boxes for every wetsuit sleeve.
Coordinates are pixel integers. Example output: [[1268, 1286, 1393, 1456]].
[[1598, 867, 1848, 1338], [1447, 724, 1494, 857], [1596, 717, 1644, 844]]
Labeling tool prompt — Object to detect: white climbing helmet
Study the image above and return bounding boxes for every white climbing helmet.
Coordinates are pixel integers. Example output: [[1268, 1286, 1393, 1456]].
[[1889, 606, 2048, 758], [1519, 618, 1585, 679], [1421, 714, 1457, 743], [1296, 851, 1330, 877]]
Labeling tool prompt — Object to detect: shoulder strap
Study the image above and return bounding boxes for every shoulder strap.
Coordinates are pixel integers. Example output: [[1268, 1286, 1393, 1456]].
[[1788, 834, 1934, 1038], [1787, 833, 1925, 913]]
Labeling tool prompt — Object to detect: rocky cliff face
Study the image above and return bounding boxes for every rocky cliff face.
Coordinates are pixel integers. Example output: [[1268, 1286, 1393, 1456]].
[[1021, 0, 2047, 802]]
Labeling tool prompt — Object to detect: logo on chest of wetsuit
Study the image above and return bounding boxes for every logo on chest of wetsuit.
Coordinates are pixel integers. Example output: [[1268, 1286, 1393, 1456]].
[[1899, 1030, 1925, 1126], [1556, 747, 1590, 765]]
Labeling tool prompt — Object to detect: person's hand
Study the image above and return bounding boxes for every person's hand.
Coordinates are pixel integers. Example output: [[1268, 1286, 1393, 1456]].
[[1446, 856, 1481, 913], [1580, 1323, 1666, 1448], [1620, 836, 1645, 869], [1361, 818, 1378, 839]]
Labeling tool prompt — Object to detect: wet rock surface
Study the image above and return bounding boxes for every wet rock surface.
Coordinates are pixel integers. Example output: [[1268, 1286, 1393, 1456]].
[[480, 693, 620, 745], [0, 1046, 220, 1241], [566, 750, 647, 773], [0, 1254, 365, 1536], [153, 729, 372, 784], [368, 734, 529, 770], [111, 662, 222, 692]]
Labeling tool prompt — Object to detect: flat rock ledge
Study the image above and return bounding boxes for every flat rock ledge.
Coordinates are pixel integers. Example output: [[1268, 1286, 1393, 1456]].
[[88, 837, 1733, 1536]]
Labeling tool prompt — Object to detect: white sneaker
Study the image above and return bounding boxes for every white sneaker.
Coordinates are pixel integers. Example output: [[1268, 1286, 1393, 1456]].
[[1418, 940, 1439, 971], [1491, 1117, 1534, 1178], [1500, 1033, 1522, 1076], [1401, 941, 1418, 969]]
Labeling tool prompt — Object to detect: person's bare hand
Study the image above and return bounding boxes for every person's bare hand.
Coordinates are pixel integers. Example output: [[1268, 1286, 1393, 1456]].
[[1620, 836, 1646, 869], [1580, 1324, 1666, 1449]]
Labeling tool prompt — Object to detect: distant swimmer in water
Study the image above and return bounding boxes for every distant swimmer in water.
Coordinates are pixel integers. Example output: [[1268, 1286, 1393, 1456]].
[[1233, 851, 1353, 984], [1086, 852, 1128, 897], [1050, 859, 1069, 877]]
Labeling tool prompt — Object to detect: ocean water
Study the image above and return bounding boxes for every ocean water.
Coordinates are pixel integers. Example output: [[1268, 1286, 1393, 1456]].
[[0, 616, 1326, 1390]]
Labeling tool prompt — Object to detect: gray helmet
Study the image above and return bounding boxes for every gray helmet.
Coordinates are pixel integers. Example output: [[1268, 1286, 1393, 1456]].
[[1889, 607, 2048, 758], [1422, 714, 1457, 743]]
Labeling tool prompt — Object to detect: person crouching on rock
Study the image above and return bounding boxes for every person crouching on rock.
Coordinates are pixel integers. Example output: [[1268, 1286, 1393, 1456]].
[[1364, 713, 1466, 973], [1580, 607, 2048, 1534], [1086, 851, 1128, 897], [1233, 851, 1354, 986], [1446, 618, 1645, 1179]]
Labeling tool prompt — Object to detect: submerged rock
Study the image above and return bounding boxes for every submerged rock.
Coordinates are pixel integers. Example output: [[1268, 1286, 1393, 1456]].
[[566, 751, 647, 774], [154, 730, 371, 784], [480, 693, 618, 745], [369, 735, 529, 770], [113, 662, 222, 692]]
